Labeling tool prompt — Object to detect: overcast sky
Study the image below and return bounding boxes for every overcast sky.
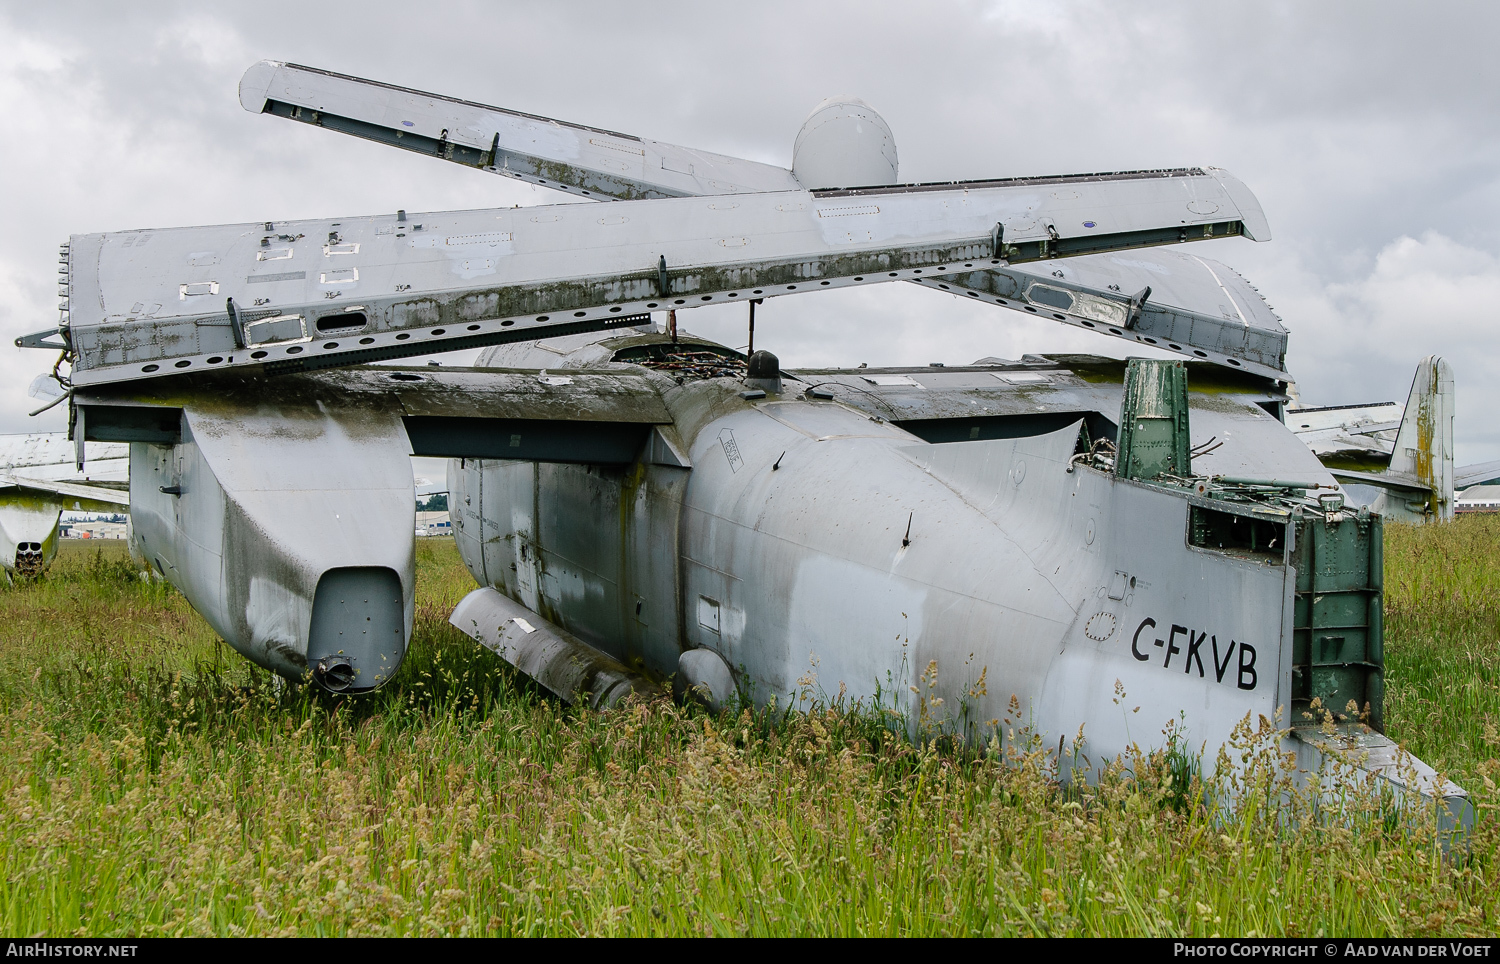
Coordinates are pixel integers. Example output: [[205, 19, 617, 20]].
[[3, 1, 1499, 466]]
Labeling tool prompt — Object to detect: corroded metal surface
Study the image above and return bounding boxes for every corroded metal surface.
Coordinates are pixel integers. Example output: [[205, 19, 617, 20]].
[[125, 393, 415, 689], [451, 586, 662, 708], [60, 169, 1255, 388]]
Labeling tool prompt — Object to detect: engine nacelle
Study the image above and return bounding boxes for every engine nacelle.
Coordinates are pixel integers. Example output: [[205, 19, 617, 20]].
[[791, 96, 899, 190]]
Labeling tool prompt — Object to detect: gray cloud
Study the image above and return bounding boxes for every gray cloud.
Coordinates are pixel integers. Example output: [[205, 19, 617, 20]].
[[3, 0, 1498, 463]]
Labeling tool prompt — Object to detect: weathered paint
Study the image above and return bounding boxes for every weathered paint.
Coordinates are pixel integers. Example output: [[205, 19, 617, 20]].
[[448, 333, 1326, 769], [126, 394, 415, 689], [450, 586, 662, 708], [0, 434, 130, 576], [1296, 356, 1457, 524]]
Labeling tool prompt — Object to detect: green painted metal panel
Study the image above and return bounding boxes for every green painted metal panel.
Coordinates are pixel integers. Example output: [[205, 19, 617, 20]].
[[1291, 509, 1384, 731], [1116, 359, 1191, 481]]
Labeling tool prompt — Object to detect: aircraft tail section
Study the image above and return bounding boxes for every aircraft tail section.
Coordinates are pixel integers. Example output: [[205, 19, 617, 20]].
[[1372, 355, 1455, 522]]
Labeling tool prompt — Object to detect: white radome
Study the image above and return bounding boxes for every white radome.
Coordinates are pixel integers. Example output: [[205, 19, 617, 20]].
[[791, 96, 899, 190]]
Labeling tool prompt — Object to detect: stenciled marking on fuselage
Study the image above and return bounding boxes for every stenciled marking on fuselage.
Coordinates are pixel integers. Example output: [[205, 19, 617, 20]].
[[718, 428, 744, 474], [1130, 617, 1258, 691]]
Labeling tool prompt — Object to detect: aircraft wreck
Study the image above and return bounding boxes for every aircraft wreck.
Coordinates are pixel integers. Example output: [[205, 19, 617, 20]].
[[10, 61, 1471, 830]]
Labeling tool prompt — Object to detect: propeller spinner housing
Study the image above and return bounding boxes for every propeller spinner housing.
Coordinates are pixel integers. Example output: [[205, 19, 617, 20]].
[[792, 96, 899, 190]]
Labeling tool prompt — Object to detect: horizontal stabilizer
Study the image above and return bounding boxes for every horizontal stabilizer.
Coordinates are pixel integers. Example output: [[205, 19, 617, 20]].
[[239, 61, 802, 200], [1324, 467, 1431, 494], [58, 170, 1259, 388]]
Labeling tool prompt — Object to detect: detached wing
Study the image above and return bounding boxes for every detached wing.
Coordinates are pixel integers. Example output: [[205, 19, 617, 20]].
[[239, 61, 802, 200], [232, 62, 1280, 376], [61, 169, 1262, 388]]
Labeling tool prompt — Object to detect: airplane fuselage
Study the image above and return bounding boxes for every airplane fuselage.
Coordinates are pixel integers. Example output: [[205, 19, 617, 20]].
[[448, 336, 1340, 763]]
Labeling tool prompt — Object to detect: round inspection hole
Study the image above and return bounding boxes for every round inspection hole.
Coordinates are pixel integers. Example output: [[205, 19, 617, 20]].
[[1025, 306, 1038, 313], [964, 263, 973, 268], [752, 289, 763, 295], [888, 272, 898, 277], [467, 324, 480, 331], [1193, 350, 1208, 357], [1227, 358, 1241, 366], [674, 299, 685, 305], [359, 337, 375, 345], [646, 303, 659, 309], [142, 364, 159, 372], [574, 311, 586, 317], [700, 295, 712, 301], [820, 281, 830, 286], [250, 351, 267, 359], [501, 320, 514, 327], [396, 333, 410, 341], [786, 285, 797, 290], [323, 342, 338, 349], [174, 360, 191, 368], [913, 269, 923, 274], [997, 299, 1009, 306], [728, 292, 739, 298], [854, 276, 864, 282], [1143, 338, 1157, 345], [966, 291, 978, 297], [938, 284, 950, 290], [431, 328, 445, 336], [536, 315, 549, 322], [609, 306, 622, 313], [1052, 313, 1065, 321], [206, 356, 223, 364], [1169, 344, 1182, 351], [285, 346, 303, 354], [1108, 328, 1122, 335], [990, 259, 1001, 264], [1081, 321, 1096, 328]]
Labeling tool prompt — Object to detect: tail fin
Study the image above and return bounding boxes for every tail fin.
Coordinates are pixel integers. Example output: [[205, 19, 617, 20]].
[[1374, 355, 1454, 522]]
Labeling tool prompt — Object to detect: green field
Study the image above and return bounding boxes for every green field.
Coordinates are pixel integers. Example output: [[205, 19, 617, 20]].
[[0, 521, 1497, 937]]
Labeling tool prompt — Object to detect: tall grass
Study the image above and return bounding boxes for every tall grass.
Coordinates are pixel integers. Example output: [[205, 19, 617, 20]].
[[0, 531, 1494, 936], [1383, 514, 1500, 788]]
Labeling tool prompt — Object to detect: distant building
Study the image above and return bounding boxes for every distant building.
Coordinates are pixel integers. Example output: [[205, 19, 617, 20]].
[[1457, 485, 1500, 514], [416, 510, 452, 536], [61, 520, 129, 540]]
